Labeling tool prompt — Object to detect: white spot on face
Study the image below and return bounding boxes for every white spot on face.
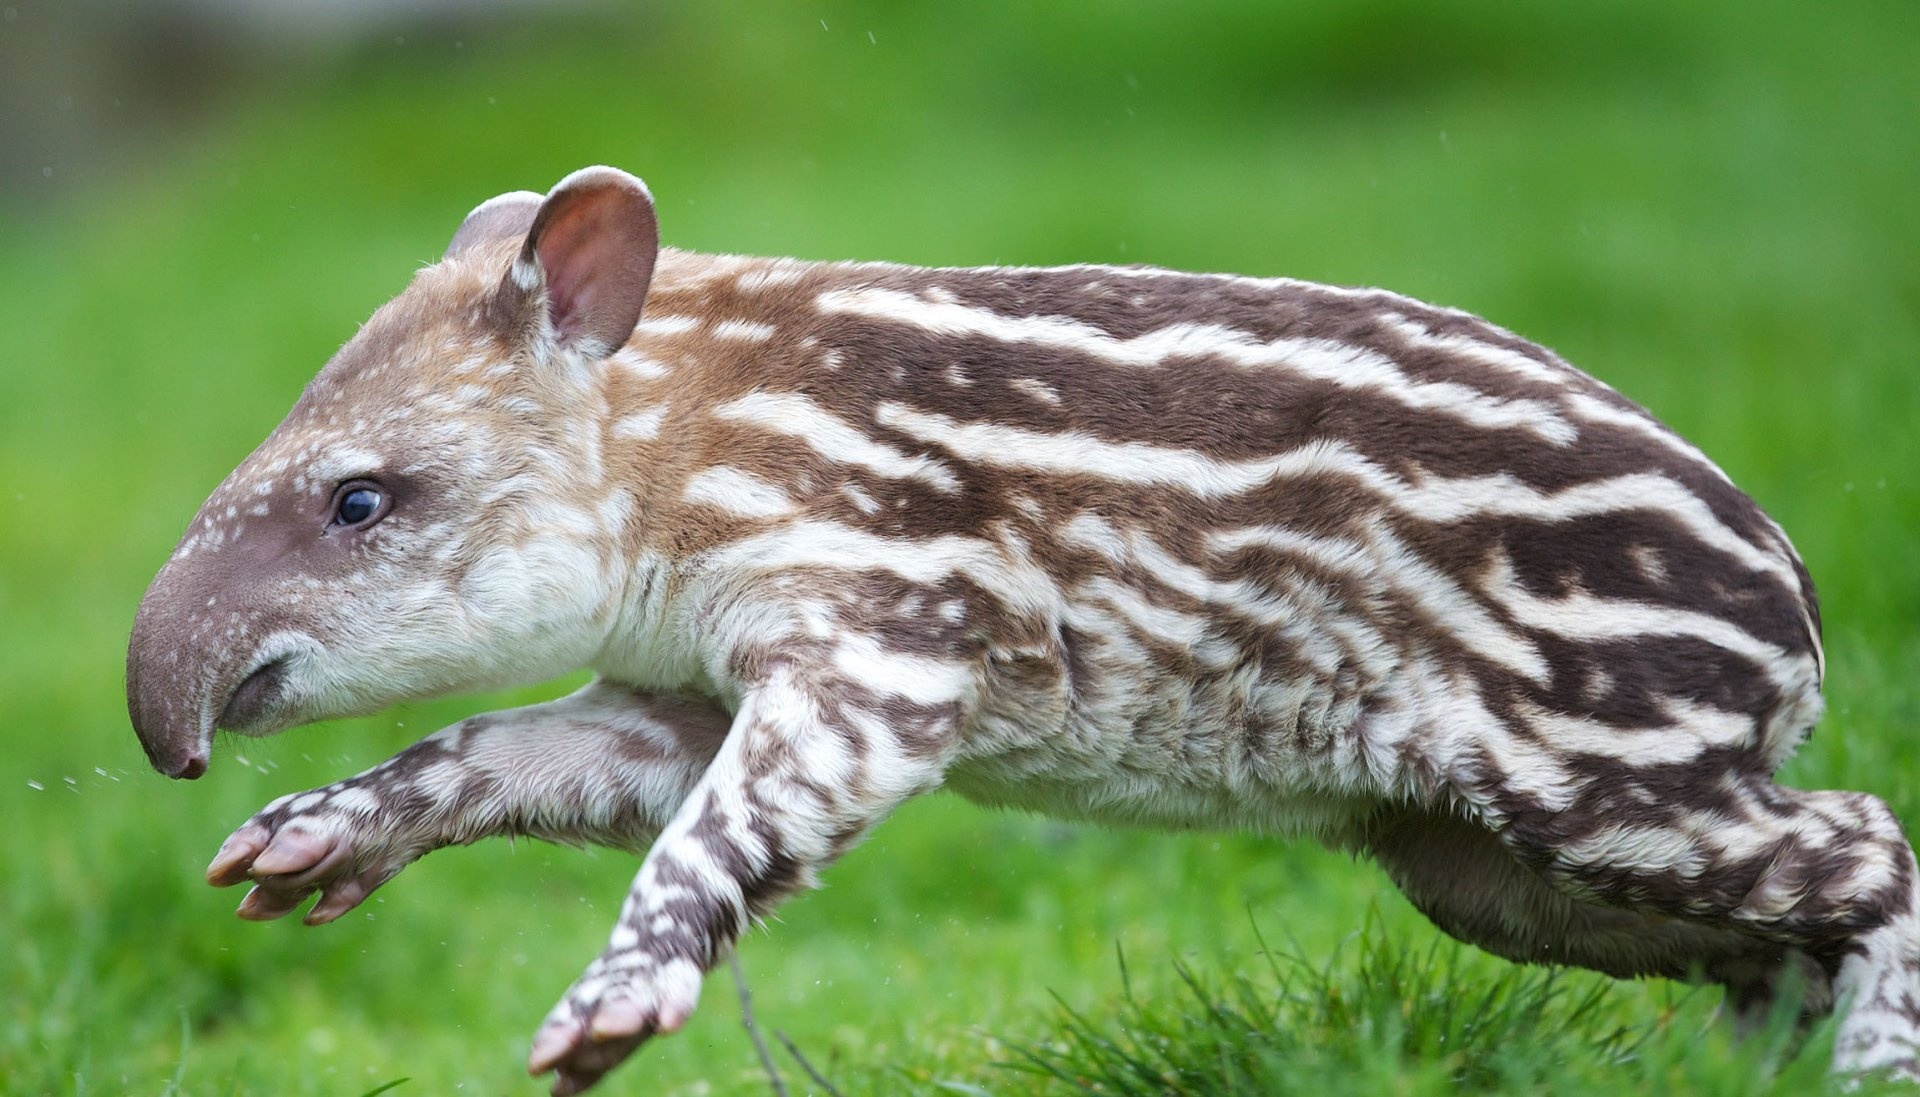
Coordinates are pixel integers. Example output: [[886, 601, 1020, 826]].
[[308, 446, 384, 484], [944, 363, 974, 387]]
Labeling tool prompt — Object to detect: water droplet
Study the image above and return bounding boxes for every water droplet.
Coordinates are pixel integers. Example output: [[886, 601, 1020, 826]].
[[26, 780, 43, 791]]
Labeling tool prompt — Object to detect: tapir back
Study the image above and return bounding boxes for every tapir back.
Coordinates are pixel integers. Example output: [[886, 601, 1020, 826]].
[[610, 253, 1825, 832]]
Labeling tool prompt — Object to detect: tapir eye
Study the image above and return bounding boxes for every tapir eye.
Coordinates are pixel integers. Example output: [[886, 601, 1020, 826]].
[[329, 481, 389, 529]]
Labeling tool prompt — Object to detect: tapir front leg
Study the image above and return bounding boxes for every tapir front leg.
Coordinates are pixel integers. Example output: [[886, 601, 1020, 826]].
[[528, 650, 967, 1095], [207, 682, 730, 923]]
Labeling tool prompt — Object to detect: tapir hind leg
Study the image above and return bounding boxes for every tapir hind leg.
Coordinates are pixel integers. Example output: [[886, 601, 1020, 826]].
[[1405, 749, 1920, 1078], [1365, 804, 1833, 1030]]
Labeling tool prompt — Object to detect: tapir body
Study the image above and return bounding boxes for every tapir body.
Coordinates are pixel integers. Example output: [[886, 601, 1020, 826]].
[[128, 167, 1920, 1093]]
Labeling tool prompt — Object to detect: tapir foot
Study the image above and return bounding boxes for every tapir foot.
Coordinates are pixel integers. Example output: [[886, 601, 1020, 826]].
[[527, 951, 703, 1095]]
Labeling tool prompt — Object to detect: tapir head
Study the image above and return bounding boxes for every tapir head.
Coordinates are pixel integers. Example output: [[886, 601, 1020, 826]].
[[128, 167, 660, 778]]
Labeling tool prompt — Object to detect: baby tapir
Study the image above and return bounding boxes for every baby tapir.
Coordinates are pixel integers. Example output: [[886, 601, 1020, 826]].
[[126, 166, 1920, 1094]]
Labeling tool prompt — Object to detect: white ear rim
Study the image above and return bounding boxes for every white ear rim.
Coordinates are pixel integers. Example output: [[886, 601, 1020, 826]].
[[473, 189, 545, 214], [506, 167, 657, 293], [445, 190, 544, 261], [552, 165, 655, 206], [507, 166, 659, 358]]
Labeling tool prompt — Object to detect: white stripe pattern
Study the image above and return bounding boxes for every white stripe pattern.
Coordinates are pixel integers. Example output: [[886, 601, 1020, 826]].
[[878, 402, 1799, 595], [822, 286, 1579, 444], [682, 466, 798, 519], [716, 391, 963, 492]]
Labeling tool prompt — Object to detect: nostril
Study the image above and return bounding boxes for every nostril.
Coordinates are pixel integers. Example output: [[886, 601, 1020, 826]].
[[174, 754, 209, 780], [221, 658, 288, 730]]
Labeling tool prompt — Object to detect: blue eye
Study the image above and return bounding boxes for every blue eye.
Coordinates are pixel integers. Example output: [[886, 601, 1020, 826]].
[[333, 485, 384, 527]]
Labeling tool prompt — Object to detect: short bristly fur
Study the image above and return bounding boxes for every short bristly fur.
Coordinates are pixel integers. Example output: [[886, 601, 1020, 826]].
[[128, 166, 1919, 1095]]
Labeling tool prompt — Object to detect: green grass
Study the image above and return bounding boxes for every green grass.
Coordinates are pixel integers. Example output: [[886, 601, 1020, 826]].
[[2, 1, 1917, 1094], [1004, 915, 1861, 1097]]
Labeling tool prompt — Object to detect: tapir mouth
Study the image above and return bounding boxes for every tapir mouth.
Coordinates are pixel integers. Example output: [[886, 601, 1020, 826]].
[[220, 657, 289, 731]]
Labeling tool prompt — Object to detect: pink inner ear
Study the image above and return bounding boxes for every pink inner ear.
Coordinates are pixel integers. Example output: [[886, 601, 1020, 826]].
[[537, 201, 613, 341], [527, 177, 657, 354]]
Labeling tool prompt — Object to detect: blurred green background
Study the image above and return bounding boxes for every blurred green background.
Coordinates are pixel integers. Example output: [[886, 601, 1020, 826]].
[[2, 1, 1915, 1094]]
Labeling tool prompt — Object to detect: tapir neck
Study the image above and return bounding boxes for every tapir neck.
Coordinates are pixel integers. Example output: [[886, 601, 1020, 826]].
[[585, 249, 823, 695]]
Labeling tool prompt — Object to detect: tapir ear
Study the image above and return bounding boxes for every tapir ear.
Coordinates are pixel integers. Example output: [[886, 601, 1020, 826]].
[[501, 166, 659, 359], [444, 191, 543, 260]]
